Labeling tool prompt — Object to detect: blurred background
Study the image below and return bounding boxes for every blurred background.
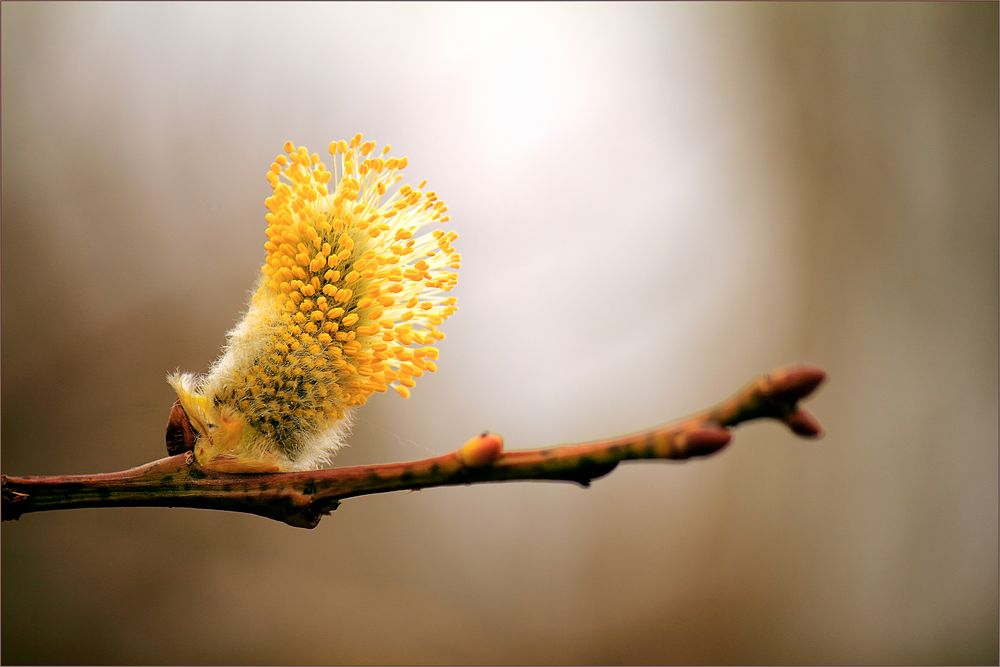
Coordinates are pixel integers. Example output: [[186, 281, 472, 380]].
[[2, 2, 996, 664]]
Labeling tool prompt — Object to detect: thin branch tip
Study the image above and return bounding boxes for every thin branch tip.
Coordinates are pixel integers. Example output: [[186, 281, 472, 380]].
[[769, 365, 827, 401]]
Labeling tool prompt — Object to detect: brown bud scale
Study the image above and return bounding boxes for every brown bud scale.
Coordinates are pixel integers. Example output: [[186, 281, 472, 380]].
[[165, 400, 197, 455]]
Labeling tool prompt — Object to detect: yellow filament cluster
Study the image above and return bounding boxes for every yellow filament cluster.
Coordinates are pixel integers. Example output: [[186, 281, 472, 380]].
[[213, 134, 459, 453]]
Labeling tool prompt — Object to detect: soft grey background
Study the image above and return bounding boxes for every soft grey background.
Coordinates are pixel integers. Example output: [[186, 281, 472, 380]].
[[2, 2, 997, 664]]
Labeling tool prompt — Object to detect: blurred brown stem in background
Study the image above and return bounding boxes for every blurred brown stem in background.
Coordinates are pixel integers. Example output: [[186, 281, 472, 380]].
[[1, 364, 825, 529]]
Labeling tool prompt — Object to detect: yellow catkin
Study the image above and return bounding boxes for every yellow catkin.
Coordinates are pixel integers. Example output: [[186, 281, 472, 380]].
[[176, 134, 459, 470]]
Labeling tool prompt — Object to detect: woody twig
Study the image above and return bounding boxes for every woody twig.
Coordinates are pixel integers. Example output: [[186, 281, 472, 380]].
[[2, 364, 826, 529]]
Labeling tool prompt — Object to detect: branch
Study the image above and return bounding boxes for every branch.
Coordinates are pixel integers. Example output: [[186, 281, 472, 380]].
[[2, 364, 826, 529]]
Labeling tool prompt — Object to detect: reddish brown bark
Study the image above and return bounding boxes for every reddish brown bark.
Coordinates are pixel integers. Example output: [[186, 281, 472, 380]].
[[2, 364, 825, 529]]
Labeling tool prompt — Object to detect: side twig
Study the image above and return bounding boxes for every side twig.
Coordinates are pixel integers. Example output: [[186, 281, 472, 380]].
[[1, 364, 826, 529]]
